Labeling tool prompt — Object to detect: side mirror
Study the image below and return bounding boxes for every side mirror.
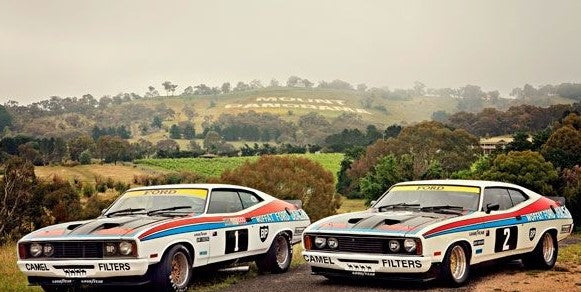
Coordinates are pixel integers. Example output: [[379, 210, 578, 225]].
[[485, 203, 500, 214], [370, 200, 377, 207]]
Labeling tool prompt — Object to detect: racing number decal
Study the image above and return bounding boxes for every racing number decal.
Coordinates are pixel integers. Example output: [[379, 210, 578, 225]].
[[494, 226, 518, 252], [225, 229, 249, 254]]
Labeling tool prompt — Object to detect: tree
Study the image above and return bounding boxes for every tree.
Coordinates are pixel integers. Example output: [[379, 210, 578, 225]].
[[356, 83, 368, 92], [181, 122, 196, 140], [155, 139, 180, 157], [302, 79, 314, 88], [96, 136, 129, 164], [360, 155, 404, 204], [431, 111, 449, 123], [181, 86, 194, 96], [269, 79, 280, 87], [0, 105, 13, 133], [249, 79, 263, 89], [68, 135, 95, 162], [188, 140, 205, 156], [169, 124, 181, 139], [0, 157, 36, 242], [145, 86, 160, 98], [162, 81, 178, 97], [221, 82, 231, 94], [151, 116, 163, 128], [480, 151, 558, 195], [505, 132, 533, 152], [542, 114, 581, 169], [215, 155, 340, 221], [203, 131, 223, 151], [287, 76, 301, 87]]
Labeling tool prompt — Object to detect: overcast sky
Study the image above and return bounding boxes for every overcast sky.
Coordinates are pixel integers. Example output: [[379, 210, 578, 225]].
[[1, 0, 580, 104]]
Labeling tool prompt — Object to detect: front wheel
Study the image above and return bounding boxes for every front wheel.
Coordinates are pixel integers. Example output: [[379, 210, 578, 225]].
[[523, 231, 557, 269], [439, 243, 470, 286], [256, 233, 292, 274], [151, 244, 193, 292]]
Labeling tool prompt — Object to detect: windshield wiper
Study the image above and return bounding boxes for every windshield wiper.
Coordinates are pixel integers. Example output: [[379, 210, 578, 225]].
[[106, 208, 145, 217], [420, 205, 464, 215], [377, 203, 420, 211], [147, 206, 192, 216]]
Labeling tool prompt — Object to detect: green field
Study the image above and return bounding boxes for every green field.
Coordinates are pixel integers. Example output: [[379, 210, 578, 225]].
[[135, 153, 344, 180]]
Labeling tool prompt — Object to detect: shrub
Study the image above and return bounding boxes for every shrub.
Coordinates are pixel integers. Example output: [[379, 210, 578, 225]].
[[133, 171, 205, 186], [213, 155, 340, 221], [81, 184, 95, 197], [79, 149, 92, 165]]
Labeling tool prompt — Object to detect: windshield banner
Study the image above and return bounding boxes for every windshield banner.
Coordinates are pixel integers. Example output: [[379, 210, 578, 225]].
[[124, 189, 208, 199], [391, 185, 479, 194]]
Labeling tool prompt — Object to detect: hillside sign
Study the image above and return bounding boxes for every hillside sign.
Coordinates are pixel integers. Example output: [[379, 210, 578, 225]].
[[225, 97, 371, 114]]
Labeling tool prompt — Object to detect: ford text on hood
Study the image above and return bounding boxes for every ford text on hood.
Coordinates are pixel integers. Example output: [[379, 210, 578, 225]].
[[302, 180, 573, 286], [17, 184, 311, 290]]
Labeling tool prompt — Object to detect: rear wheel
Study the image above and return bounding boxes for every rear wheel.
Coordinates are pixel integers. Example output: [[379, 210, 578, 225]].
[[151, 244, 193, 292], [256, 233, 292, 274], [440, 243, 470, 286], [523, 231, 557, 269]]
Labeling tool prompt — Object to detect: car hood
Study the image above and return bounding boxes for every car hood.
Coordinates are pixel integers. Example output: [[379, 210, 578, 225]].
[[308, 209, 461, 237], [21, 216, 173, 241]]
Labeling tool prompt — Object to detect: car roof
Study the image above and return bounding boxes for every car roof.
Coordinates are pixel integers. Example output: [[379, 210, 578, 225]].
[[128, 184, 260, 192], [394, 179, 526, 189]]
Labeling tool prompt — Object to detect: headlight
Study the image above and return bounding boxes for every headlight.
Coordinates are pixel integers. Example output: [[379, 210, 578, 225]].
[[43, 243, 54, 257], [119, 241, 133, 256], [105, 242, 117, 256], [403, 239, 417, 252], [30, 243, 43, 257], [388, 240, 400, 252], [314, 237, 327, 249], [327, 237, 339, 249]]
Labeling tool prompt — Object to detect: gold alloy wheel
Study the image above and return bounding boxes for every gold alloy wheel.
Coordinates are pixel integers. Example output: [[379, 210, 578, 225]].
[[170, 252, 189, 287], [449, 245, 467, 280], [542, 233, 555, 263], [275, 236, 289, 267]]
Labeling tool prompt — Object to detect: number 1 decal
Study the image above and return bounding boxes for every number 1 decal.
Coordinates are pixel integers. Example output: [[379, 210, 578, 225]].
[[495, 226, 518, 252], [225, 229, 248, 254]]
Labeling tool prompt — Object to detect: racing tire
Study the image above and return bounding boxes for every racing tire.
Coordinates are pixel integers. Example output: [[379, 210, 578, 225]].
[[256, 233, 292, 274], [151, 244, 193, 292], [522, 231, 558, 270], [40, 286, 70, 292], [439, 243, 470, 286]]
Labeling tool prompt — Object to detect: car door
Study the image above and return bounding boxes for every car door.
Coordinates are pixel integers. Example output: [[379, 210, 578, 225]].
[[507, 188, 533, 251], [480, 187, 520, 260], [206, 189, 262, 263]]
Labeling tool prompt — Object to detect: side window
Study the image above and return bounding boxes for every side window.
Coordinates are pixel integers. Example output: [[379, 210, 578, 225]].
[[207, 190, 243, 214], [482, 188, 513, 211], [238, 191, 263, 209], [508, 189, 528, 206]]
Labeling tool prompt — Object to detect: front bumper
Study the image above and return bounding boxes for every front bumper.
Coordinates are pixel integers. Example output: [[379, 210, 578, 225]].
[[302, 250, 433, 277], [17, 258, 150, 279]]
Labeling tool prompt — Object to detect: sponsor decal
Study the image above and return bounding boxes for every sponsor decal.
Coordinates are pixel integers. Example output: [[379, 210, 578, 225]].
[[259, 226, 269, 242], [529, 228, 537, 241], [469, 230, 485, 237], [224, 217, 246, 226], [125, 188, 208, 199], [494, 226, 518, 252], [80, 279, 104, 284], [98, 263, 130, 271], [473, 239, 485, 246], [253, 209, 309, 224], [25, 263, 49, 271], [475, 249, 483, 254], [52, 279, 73, 284], [63, 269, 87, 277], [199, 251, 208, 256], [303, 255, 336, 265], [561, 224, 572, 234], [381, 259, 422, 269], [346, 264, 375, 276], [196, 236, 210, 242], [391, 185, 480, 194]]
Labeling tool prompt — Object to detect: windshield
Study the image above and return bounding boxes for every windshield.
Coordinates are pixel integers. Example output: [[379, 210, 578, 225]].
[[105, 188, 208, 216], [374, 185, 480, 211]]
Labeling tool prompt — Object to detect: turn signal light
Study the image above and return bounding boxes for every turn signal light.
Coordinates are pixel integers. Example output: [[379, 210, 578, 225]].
[[303, 235, 312, 250]]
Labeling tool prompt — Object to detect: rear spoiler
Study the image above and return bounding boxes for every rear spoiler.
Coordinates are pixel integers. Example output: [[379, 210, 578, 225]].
[[284, 200, 303, 209], [547, 196, 566, 206]]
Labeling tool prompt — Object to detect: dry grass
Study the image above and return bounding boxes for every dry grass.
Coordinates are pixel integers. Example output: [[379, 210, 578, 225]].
[[0, 244, 40, 292], [338, 198, 366, 214], [34, 163, 165, 184]]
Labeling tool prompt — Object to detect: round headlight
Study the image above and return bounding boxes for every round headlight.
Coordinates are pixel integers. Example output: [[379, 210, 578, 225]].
[[105, 242, 117, 256], [327, 238, 339, 249], [403, 239, 417, 252], [30, 243, 43, 257], [388, 240, 400, 252], [43, 243, 54, 257], [119, 241, 133, 256], [314, 237, 327, 249]]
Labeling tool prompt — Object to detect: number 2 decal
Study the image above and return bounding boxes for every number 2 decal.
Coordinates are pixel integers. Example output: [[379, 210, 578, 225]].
[[225, 229, 249, 254], [495, 226, 518, 252]]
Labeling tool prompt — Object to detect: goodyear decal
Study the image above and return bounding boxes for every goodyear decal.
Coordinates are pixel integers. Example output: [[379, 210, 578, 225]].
[[124, 189, 208, 199], [391, 185, 480, 194]]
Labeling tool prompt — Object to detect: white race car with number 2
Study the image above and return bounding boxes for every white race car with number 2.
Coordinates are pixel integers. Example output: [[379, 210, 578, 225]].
[[302, 180, 573, 286], [17, 184, 310, 291]]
